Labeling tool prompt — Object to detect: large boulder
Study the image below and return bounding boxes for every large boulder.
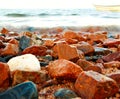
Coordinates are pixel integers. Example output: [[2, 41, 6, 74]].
[[47, 59, 83, 81], [75, 71, 119, 99], [7, 54, 41, 72]]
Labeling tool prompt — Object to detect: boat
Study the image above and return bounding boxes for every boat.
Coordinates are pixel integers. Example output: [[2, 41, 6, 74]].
[[94, 5, 120, 12]]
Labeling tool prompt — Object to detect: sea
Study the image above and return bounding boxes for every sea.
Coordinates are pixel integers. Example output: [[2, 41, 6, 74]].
[[0, 9, 120, 31]]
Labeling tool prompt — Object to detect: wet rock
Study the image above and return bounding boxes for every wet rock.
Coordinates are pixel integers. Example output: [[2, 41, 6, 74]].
[[12, 70, 48, 86], [106, 71, 120, 87], [102, 51, 120, 62], [94, 47, 112, 56], [75, 71, 119, 99], [0, 43, 19, 56], [48, 59, 83, 81], [54, 88, 78, 99], [103, 61, 120, 69], [0, 28, 9, 35], [22, 45, 47, 56], [19, 36, 31, 51], [7, 54, 41, 72], [55, 42, 80, 62], [75, 42, 94, 55], [0, 62, 10, 91]]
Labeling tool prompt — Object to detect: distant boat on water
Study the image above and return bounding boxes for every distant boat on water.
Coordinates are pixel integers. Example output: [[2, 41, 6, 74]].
[[94, 5, 120, 12]]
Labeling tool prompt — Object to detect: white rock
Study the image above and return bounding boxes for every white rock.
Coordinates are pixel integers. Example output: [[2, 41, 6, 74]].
[[7, 54, 41, 71]]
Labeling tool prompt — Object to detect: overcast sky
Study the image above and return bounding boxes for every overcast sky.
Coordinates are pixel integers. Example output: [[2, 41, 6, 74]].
[[0, 0, 120, 9]]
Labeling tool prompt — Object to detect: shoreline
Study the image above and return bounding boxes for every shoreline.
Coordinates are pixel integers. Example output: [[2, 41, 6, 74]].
[[0, 25, 120, 34]]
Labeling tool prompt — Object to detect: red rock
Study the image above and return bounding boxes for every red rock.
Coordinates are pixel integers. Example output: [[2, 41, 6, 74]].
[[0, 40, 5, 48], [0, 62, 10, 91], [0, 43, 19, 56], [87, 31, 107, 44], [0, 36, 5, 41], [43, 40, 54, 48], [1, 28, 9, 35], [65, 38, 78, 44], [22, 45, 47, 56], [106, 71, 120, 87], [75, 41, 94, 55], [47, 59, 83, 81], [76, 59, 102, 73], [75, 71, 119, 99], [103, 61, 120, 69], [12, 70, 48, 86], [102, 51, 120, 62], [63, 30, 78, 39], [8, 38, 19, 46], [103, 38, 120, 47], [56, 42, 80, 62]]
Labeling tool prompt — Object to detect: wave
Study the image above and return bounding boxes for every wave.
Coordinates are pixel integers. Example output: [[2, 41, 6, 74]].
[[5, 13, 28, 17]]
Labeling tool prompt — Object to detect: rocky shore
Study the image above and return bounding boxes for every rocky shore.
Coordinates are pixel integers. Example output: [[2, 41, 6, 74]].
[[0, 26, 120, 99]]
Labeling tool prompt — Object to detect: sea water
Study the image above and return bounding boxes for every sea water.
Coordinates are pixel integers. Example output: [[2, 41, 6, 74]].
[[0, 9, 120, 28]]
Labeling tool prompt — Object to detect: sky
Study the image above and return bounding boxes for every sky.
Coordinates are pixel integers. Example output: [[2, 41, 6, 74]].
[[0, 0, 120, 9]]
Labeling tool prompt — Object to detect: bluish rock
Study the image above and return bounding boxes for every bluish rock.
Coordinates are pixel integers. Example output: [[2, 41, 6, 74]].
[[19, 36, 31, 51], [0, 81, 38, 99], [54, 88, 77, 99]]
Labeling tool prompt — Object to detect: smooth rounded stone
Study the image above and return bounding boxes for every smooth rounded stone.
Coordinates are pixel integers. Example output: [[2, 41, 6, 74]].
[[7, 54, 41, 72], [19, 36, 31, 51], [54, 88, 78, 99]]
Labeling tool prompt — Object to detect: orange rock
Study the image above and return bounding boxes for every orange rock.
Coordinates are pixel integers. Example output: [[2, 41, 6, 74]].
[[75, 71, 119, 99], [48, 59, 83, 81], [75, 42, 94, 55], [87, 31, 107, 44], [62, 30, 78, 39], [0, 43, 19, 56], [56, 42, 80, 62], [8, 38, 19, 46], [1, 28, 9, 35], [65, 38, 78, 44], [22, 45, 47, 56], [43, 40, 54, 48], [0, 62, 10, 91]]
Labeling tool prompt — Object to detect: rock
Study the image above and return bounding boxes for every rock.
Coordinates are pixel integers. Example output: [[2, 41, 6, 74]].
[[0, 62, 10, 91], [7, 54, 41, 71], [22, 45, 47, 56], [106, 71, 120, 87], [87, 31, 107, 44], [103, 61, 120, 69], [8, 38, 19, 46], [48, 59, 83, 81], [62, 30, 78, 39], [76, 59, 102, 73], [0, 43, 19, 56], [54, 88, 78, 99], [0, 28, 9, 35], [102, 51, 120, 62], [19, 36, 31, 51], [75, 71, 119, 99], [65, 38, 78, 44], [43, 40, 54, 48], [55, 42, 80, 62], [0, 40, 5, 48], [75, 42, 94, 55], [94, 47, 112, 56], [12, 70, 48, 86], [103, 38, 120, 47]]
